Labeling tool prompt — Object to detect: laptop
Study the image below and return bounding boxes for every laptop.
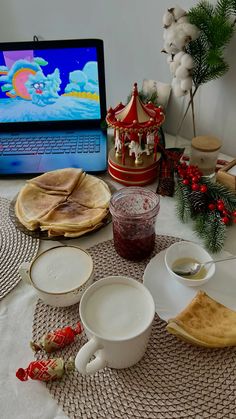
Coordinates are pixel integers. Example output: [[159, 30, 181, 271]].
[[0, 38, 107, 175]]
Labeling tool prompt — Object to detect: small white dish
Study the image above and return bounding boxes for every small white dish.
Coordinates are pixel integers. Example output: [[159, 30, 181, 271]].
[[143, 248, 236, 321], [164, 241, 215, 287]]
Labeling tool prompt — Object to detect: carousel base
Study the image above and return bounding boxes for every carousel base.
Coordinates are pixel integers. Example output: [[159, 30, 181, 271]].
[[108, 148, 161, 186]]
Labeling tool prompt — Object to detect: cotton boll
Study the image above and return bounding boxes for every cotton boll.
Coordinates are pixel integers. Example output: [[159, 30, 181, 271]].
[[181, 23, 200, 41], [177, 16, 189, 24], [173, 51, 185, 64], [163, 41, 172, 54], [163, 41, 179, 55], [181, 53, 194, 69], [180, 77, 193, 91], [164, 25, 187, 52], [175, 65, 189, 80], [169, 61, 180, 74], [163, 11, 174, 27], [164, 24, 179, 43], [172, 5, 187, 21], [173, 28, 191, 50]]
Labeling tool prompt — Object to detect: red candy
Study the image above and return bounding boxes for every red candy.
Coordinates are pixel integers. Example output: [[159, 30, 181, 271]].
[[16, 358, 74, 382], [30, 322, 83, 353]]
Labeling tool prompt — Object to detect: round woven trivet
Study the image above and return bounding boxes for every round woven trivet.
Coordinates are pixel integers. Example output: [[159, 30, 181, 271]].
[[0, 197, 40, 300], [32, 236, 236, 419]]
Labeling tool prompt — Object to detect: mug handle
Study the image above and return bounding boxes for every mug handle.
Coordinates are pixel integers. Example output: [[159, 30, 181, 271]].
[[75, 336, 107, 375], [18, 262, 32, 284]]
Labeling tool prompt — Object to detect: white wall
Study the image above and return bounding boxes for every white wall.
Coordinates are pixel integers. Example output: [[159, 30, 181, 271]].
[[0, 0, 235, 156]]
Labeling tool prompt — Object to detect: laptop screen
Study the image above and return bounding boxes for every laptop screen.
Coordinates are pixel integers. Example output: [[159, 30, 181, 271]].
[[0, 39, 106, 131]]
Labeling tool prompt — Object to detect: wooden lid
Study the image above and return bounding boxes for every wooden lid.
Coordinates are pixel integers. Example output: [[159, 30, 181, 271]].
[[191, 136, 222, 152]]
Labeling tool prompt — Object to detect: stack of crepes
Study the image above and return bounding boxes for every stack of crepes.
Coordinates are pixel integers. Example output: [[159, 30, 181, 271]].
[[167, 291, 236, 348], [15, 168, 111, 238]]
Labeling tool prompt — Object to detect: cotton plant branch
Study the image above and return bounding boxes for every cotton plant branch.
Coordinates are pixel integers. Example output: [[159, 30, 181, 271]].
[[162, 1, 236, 137]]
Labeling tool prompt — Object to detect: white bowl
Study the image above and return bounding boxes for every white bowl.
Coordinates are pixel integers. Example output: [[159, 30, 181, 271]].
[[19, 245, 94, 307], [164, 241, 215, 287]]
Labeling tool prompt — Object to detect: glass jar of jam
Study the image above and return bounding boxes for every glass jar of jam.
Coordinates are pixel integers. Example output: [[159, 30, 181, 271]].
[[109, 187, 160, 261]]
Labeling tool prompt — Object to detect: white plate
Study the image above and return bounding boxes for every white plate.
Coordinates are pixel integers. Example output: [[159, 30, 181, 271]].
[[143, 248, 236, 321]]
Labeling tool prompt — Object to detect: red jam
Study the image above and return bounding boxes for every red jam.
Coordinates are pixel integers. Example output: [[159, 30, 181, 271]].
[[110, 187, 160, 261]]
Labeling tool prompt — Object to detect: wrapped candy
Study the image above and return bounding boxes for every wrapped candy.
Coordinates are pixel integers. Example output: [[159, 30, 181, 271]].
[[16, 357, 74, 382], [30, 322, 83, 353]]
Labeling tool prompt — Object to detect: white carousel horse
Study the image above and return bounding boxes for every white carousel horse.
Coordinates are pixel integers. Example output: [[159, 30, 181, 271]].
[[114, 131, 122, 154], [128, 140, 150, 161]]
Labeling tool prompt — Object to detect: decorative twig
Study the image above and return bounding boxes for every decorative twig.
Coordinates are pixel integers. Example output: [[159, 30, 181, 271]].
[[176, 86, 198, 135], [190, 88, 196, 137]]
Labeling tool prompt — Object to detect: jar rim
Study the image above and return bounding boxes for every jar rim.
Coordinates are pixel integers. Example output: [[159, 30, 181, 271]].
[[109, 187, 160, 220]]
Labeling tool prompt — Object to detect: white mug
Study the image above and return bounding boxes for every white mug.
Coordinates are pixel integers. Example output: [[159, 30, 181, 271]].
[[19, 245, 93, 307], [75, 275, 155, 375]]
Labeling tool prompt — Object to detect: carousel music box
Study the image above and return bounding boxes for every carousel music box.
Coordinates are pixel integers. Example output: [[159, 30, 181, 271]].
[[106, 83, 165, 186]]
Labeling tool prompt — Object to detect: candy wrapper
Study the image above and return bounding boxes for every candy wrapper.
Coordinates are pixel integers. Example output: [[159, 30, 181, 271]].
[[16, 357, 75, 382], [30, 322, 83, 353]]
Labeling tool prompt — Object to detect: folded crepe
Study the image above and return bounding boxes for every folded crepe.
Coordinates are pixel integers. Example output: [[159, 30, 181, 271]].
[[39, 201, 108, 231], [68, 174, 111, 208], [166, 291, 236, 348], [27, 168, 84, 195], [47, 223, 104, 238], [15, 184, 66, 230], [15, 168, 111, 238]]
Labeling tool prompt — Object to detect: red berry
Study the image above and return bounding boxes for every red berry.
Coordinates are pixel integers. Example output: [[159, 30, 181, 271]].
[[192, 183, 200, 191], [183, 179, 189, 185], [232, 210, 236, 217], [208, 203, 216, 211], [217, 203, 225, 212], [200, 184, 208, 193], [233, 218, 236, 223], [222, 209, 229, 215], [192, 176, 199, 183], [221, 216, 230, 224], [217, 199, 224, 205]]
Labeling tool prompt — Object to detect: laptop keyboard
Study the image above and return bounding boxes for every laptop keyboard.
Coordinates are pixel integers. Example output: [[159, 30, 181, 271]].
[[0, 134, 101, 156]]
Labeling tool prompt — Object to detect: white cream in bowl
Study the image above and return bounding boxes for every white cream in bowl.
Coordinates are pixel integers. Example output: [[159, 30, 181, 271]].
[[19, 245, 94, 306]]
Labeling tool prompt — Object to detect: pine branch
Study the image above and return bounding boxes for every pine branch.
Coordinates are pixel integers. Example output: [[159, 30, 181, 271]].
[[194, 211, 226, 253], [187, 0, 235, 88], [174, 163, 236, 253], [215, 0, 236, 17], [204, 178, 236, 211], [175, 180, 192, 222]]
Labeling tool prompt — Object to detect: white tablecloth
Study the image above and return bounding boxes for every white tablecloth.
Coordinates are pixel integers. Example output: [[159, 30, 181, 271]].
[[0, 135, 235, 419]]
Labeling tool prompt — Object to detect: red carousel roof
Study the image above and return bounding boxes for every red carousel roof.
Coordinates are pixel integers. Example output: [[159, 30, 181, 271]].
[[106, 83, 165, 132]]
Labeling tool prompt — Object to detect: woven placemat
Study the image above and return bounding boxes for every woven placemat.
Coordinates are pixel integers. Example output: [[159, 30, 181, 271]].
[[0, 197, 40, 300], [32, 236, 236, 419]]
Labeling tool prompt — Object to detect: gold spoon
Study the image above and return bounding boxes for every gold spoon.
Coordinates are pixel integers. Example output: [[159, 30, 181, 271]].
[[173, 256, 236, 276]]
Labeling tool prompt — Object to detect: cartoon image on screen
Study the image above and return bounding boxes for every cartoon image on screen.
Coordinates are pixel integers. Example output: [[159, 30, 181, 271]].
[[0, 47, 101, 122]]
